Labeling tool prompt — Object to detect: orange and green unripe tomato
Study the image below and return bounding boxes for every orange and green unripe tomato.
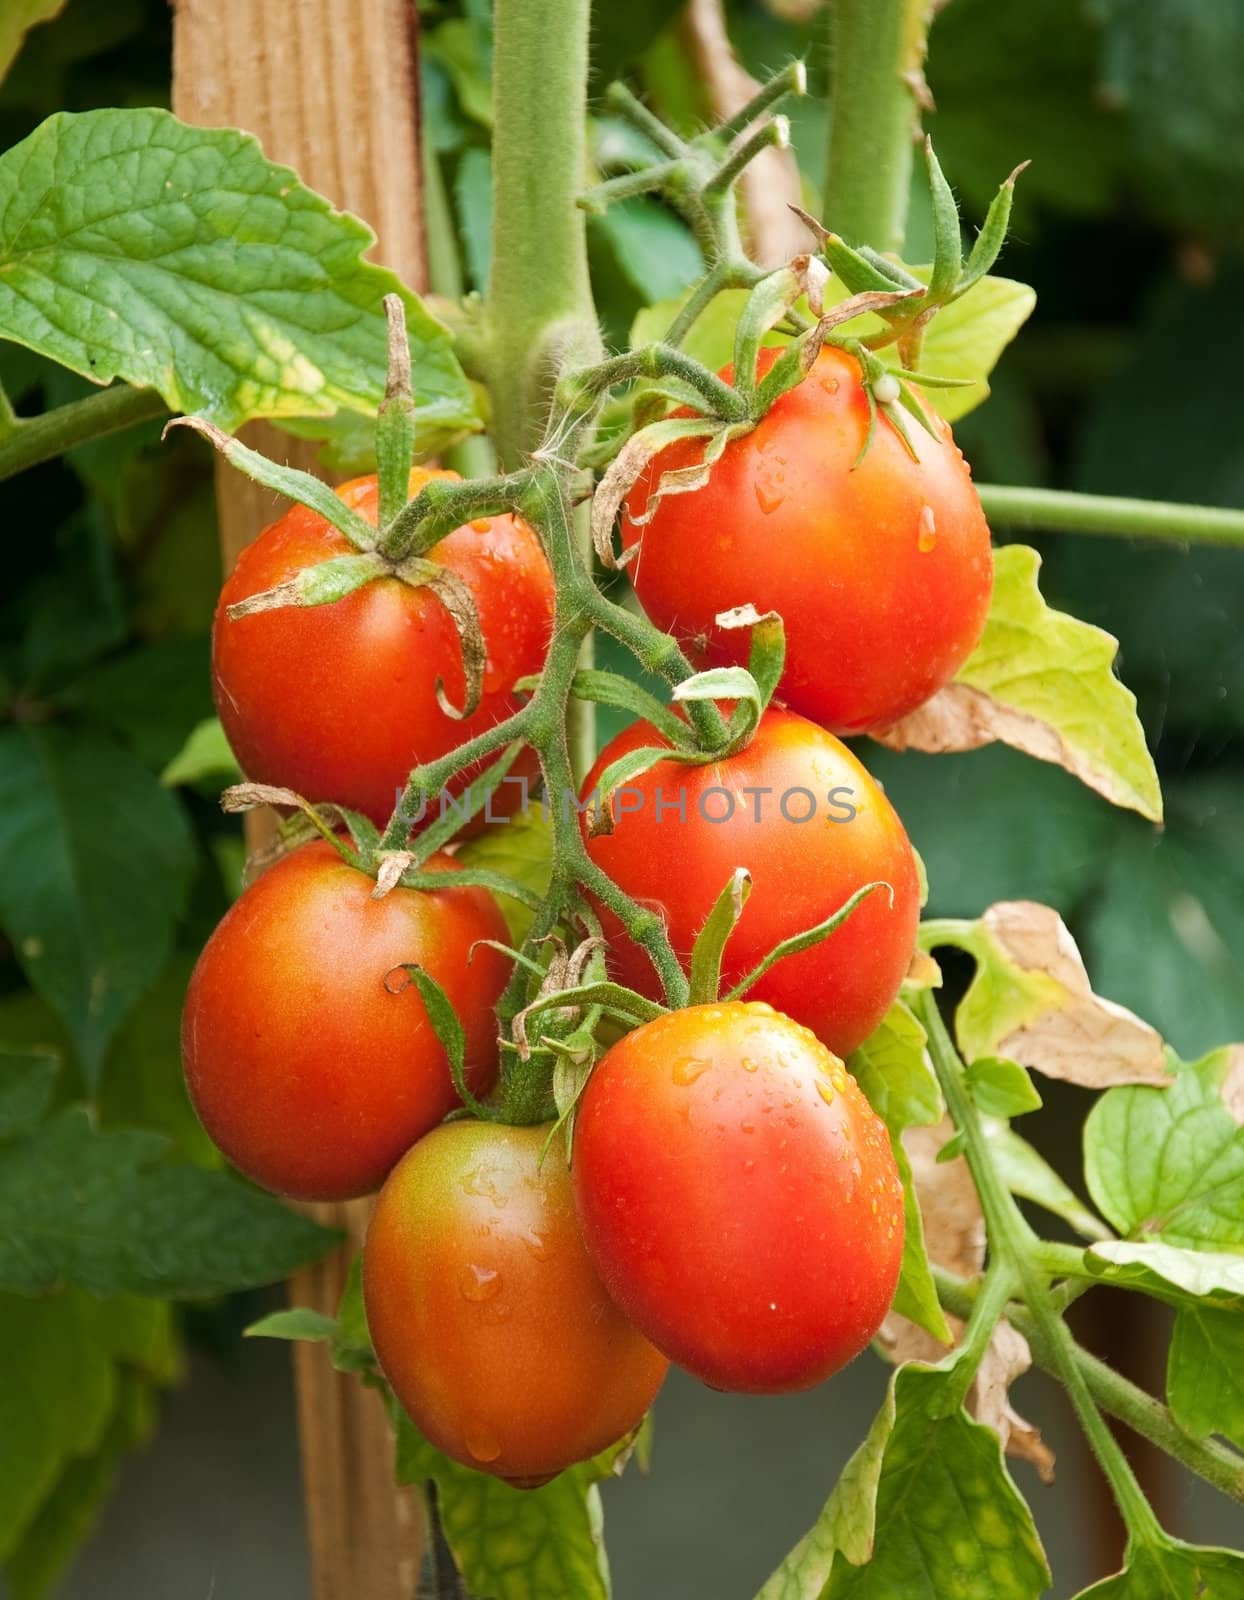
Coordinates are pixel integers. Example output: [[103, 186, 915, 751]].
[[213, 467, 554, 829], [622, 344, 993, 735], [571, 1001, 904, 1394], [364, 1120, 668, 1484], [181, 839, 509, 1201], [579, 706, 921, 1057]]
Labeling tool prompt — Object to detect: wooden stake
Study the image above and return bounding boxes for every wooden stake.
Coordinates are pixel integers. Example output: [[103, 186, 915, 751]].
[[171, 3, 426, 1593]]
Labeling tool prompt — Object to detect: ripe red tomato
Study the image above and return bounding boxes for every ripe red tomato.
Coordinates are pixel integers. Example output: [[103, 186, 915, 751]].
[[572, 1001, 904, 1393], [579, 706, 920, 1056], [622, 344, 993, 734], [182, 839, 509, 1201], [214, 467, 553, 828], [364, 1120, 668, 1483]]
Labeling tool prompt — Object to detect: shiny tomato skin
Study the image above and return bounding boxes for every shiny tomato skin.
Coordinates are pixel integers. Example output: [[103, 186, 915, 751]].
[[364, 1121, 668, 1483], [181, 839, 509, 1201], [571, 1002, 904, 1393], [214, 468, 553, 828], [623, 344, 993, 735], [579, 707, 920, 1056]]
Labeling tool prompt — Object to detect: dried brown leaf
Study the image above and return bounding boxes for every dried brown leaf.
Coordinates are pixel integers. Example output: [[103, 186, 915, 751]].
[[976, 901, 1170, 1089], [881, 1117, 1054, 1480]]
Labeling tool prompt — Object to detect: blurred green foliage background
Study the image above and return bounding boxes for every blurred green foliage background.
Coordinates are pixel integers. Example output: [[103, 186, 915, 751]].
[[2, 0, 1243, 1594]]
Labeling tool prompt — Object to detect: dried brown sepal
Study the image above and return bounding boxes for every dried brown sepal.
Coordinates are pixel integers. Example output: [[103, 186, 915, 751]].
[[880, 1117, 1055, 1481], [397, 558, 486, 721], [372, 851, 415, 900]]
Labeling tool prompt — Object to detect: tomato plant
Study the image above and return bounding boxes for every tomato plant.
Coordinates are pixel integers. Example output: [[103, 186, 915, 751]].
[[182, 839, 510, 1200], [3, 0, 1244, 1597], [215, 468, 553, 828], [364, 1120, 668, 1484], [623, 344, 994, 734], [580, 707, 921, 1055], [571, 1002, 904, 1393]]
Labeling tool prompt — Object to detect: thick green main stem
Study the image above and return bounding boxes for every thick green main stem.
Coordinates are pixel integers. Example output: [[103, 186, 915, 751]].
[[978, 483, 1244, 551], [487, 0, 601, 469], [823, 0, 931, 253], [486, 0, 601, 780]]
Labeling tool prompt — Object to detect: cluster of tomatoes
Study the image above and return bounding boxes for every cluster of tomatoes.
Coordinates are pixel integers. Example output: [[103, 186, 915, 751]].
[[182, 347, 992, 1484]]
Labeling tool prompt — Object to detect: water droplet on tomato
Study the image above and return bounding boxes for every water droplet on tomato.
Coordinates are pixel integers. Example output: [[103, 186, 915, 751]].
[[460, 1263, 500, 1302], [917, 505, 938, 552], [672, 1056, 710, 1086], [753, 454, 787, 514], [740, 1119, 755, 1134], [519, 1227, 549, 1260], [464, 1420, 502, 1463], [462, 1166, 509, 1208], [741, 1057, 760, 1074], [816, 1079, 836, 1107], [820, 375, 840, 395], [470, 517, 491, 533]]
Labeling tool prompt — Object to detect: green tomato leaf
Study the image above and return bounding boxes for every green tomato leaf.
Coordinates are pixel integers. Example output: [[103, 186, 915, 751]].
[[394, 1408, 619, 1600], [982, 1120, 1112, 1242], [902, 274, 1035, 423], [1083, 1045, 1244, 1248], [938, 900, 1168, 1091], [848, 1000, 942, 1132], [94, 953, 220, 1168], [65, 636, 213, 774], [0, 107, 479, 439], [0, 1048, 59, 1140], [1168, 1304, 1244, 1450], [456, 801, 553, 944], [590, 197, 703, 305], [630, 287, 777, 371], [875, 545, 1163, 823], [0, 1108, 337, 1297], [1084, 1240, 1244, 1307], [757, 1381, 893, 1599], [848, 1002, 948, 1340], [629, 273, 1032, 424], [964, 1056, 1042, 1119], [762, 1365, 1049, 1600], [454, 146, 493, 292], [4, 1369, 159, 1600], [0, 725, 195, 1086], [890, 1138, 952, 1342], [245, 1308, 339, 1344], [1071, 1538, 1244, 1599], [246, 1257, 373, 1374], [0, 1288, 176, 1563]]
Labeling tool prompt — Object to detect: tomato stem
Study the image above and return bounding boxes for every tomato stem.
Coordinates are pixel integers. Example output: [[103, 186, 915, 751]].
[[822, 0, 933, 254], [919, 988, 1167, 1548], [979, 483, 1244, 551], [934, 1265, 1244, 1508], [0, 383, 166, 481]]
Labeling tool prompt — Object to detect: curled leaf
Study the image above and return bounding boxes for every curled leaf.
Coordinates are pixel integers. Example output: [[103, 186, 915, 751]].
[[592, 416, 724, 568], [873, 545, 1163, 822], [951, 901, 1170, 1089]]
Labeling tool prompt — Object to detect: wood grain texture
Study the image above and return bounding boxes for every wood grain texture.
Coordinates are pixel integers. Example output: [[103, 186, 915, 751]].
[[171, 3, 426, 1593]]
